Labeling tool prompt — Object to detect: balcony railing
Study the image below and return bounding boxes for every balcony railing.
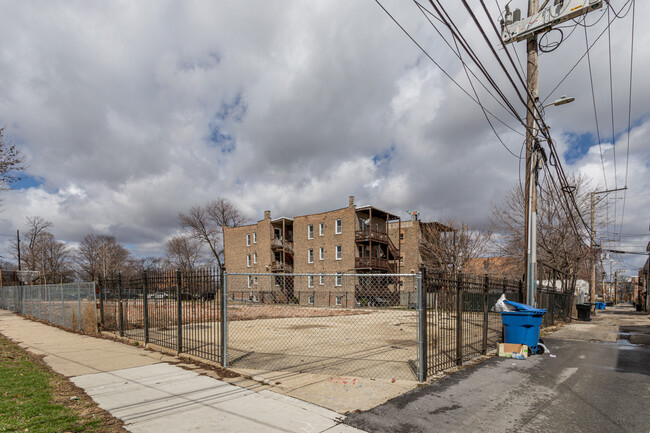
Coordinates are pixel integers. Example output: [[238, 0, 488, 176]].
[[271, 238, 294, 255], [355, 229, 389, 243], [271, 262, 293, 273], [355, 257, 394, 272]]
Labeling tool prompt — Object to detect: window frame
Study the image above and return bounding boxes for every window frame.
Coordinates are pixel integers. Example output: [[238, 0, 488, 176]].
[[335, 219, 342, 234], [335, 272, 342, 287], [335, 245, 342, 260], [246, 234, 251, 246], [319, 274, 325, 285], [247, 254, 251, 267], [319, 247, 324, 261], [319, 223, 324, 236], [308, 248, 314, 264], [308, 275, 314, 288], [253, 232, 257, 243], [253, 252, 257, 264]]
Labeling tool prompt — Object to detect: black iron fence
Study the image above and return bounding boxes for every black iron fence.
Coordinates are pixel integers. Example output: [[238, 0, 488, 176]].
[[90, 265, 574, 382], [98, 268, 222, 364]]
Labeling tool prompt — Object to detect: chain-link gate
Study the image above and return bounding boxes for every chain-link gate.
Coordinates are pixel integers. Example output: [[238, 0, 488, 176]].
[[224, 272, 423, 381]]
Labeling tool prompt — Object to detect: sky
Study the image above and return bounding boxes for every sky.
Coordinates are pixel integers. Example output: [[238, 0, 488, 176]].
[[0, 0, 647, 277]]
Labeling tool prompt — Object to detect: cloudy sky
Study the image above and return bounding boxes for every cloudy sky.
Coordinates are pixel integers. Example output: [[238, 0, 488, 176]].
[[0, 1, 647, 276]]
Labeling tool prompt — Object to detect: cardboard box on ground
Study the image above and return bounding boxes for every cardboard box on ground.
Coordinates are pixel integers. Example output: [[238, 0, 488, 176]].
[[498, 343, 528, 359]]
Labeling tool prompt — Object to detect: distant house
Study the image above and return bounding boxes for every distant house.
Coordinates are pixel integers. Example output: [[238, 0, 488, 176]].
[[465, 257, 522, 280]]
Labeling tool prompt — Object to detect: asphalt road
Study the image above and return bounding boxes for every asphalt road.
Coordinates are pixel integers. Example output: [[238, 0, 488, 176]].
[[345, 332, 650, 432]]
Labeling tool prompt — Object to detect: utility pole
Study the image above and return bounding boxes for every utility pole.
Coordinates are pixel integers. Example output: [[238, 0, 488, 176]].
[[614, 270, 619, 304], [590, 187, 627, 305], [523, 0, 539, 307], [16, 230, 21, 271]]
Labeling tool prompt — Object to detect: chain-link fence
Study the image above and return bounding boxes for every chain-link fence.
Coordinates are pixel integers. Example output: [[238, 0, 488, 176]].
[[0, 283, 97, 333], [225, 273, 423, 381]]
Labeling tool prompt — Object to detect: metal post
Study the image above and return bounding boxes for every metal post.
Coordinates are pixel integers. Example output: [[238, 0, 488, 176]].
[[98, 275, 104, 328], [176, 270, 182, 353], [77, 283, 82, 331], [482, 274, 489, 355], [456, 273, 463, 366], [220, 271, 228, 367], [118, 273, 124, 337], [143, 271, 149, 344], [92, 282, 98, 334], [60, 285, 65, 327], [48, 285, 52, 324], [417, 271, 426, 382]]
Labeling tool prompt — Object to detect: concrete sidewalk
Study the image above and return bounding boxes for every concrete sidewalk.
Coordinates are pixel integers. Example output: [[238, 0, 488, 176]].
[[0, 309, 364, 433]]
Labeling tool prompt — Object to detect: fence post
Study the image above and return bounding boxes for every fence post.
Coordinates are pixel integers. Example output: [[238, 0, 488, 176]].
[[77, 283, 82, 331], [456, 273, 463, 366], [143, 271, 149, 344], [482, 274, 489, 355], [118, 273, 124, 337], [518, 279, 524, 304], [176, 270, 182, 354], [97, 275, 105, 329], [220, 271, 228, 367], [92, 282, 98, 334], [417, 270, 426, 382], [48, 285, 52, 324], [60, 285, 65, 328]]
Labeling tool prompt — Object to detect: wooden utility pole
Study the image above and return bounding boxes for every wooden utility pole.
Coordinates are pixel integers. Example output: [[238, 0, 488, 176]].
[[523, 0, 539, 306]]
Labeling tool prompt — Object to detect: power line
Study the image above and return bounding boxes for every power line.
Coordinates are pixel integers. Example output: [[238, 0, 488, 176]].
[[373, 0, 527, 154]]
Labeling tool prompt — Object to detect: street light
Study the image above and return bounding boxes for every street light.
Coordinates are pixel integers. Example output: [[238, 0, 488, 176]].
[[544, 95, 575, 108], [525, 95, 575, 307]]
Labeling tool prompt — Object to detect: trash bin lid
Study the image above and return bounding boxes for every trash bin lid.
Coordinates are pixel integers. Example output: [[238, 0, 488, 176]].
[[504, 300, 547, 314]]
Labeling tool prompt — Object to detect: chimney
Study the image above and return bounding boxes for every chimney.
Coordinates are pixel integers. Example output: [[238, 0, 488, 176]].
[[264, 210, 271, 220], [349, 195, 355, 208]]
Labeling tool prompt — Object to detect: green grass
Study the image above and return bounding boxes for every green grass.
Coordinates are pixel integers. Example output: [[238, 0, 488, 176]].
[[0, 335, 114, 433]]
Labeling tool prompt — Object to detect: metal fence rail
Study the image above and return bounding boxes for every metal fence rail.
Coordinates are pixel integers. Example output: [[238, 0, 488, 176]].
[[98, 268, 222, 363], [0, 283, 97, 333]]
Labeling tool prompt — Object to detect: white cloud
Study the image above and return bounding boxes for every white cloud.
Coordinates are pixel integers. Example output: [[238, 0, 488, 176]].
[[0, 0, 647, 275]]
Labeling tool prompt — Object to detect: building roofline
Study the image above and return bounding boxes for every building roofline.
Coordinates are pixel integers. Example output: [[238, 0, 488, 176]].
[[355, 205, 401, 220], [271, 217, 294, 223]]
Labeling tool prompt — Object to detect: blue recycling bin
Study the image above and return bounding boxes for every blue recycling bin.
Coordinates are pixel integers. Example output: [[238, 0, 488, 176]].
[[595, 302, 606, 310], [501, 301, 546, 352]]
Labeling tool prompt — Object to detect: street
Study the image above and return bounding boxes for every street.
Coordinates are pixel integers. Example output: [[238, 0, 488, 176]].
[[345, 305, 650, 433]]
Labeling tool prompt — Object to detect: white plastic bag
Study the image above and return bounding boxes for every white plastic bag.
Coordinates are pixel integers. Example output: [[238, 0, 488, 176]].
[[492, 294, 517, 312]]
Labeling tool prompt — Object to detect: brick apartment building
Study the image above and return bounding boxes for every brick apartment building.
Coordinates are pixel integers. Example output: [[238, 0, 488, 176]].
[[223, 196, 413, 303]]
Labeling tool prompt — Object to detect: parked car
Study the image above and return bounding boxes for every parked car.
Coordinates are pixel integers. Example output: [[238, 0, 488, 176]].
[[201, 292, 216, 302], [148, 292, 169, 299]]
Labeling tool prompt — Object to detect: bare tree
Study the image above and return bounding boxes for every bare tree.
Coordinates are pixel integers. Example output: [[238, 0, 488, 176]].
[[12, 217, 72, 283], [165, 235, 204, 271], [74, 234, 130, 280], [419, 218, 494, 273], [0, 127, 25, 194], [491, 173, 595, 279], [178, 198, 248, 269]]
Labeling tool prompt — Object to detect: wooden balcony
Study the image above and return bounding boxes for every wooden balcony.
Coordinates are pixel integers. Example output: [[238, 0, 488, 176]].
[[355, 229, 389, 243], [271, 238, 294, 255], [355, 257, 394, 272], [270, 262, 293, 273]]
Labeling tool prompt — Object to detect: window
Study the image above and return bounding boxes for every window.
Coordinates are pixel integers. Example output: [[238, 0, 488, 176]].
[[335, 296, 343, 306], [335, 219, 342, 234], [308, 296, 314, 305], [400, 257, 404, 263], [335, 272, 342, 286], [308, 249, 314, 263], [247, 254, 251, 267], [308, 275, 314, 288], [319, 274, 325, 285], [247, 276, 252, 288], [308, 224, 314, 239], [336, 245, 342, 260], [319, 223, 324, 236], [400, 233, 404, 240], [254, 276, 258, 284], [375, 223, 379, 232], [253, 232, 257, 243], [319, 247, 324, 261], [253, 253, 257, 264], [246, 234, 251, 246]]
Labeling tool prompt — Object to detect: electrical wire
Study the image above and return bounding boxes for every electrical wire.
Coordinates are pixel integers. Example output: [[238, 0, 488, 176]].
[[373, 0, 527, 148], [618, 0, 636, 246]]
